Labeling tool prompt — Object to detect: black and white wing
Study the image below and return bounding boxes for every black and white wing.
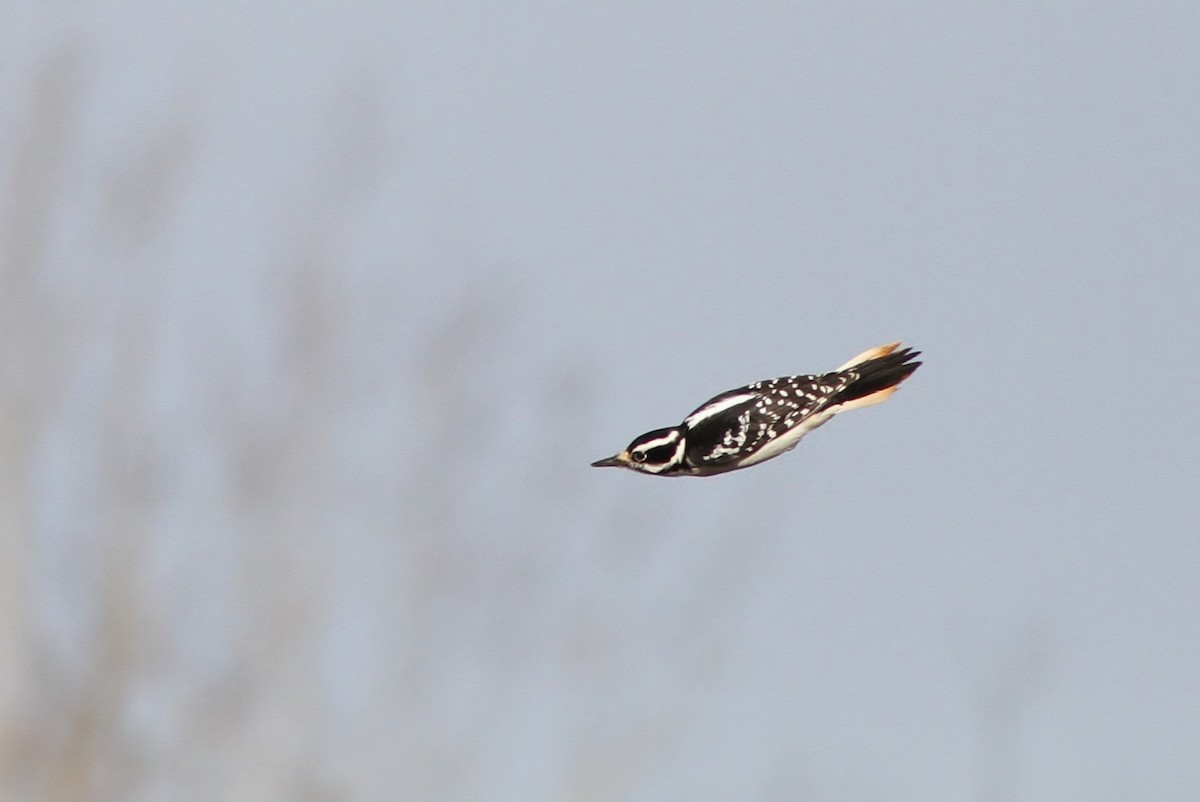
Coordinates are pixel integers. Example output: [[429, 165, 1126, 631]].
[[680, 374, 847, 472]]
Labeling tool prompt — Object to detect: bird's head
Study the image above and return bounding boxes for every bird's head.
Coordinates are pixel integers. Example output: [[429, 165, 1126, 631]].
[[591, 427, 686, 475]]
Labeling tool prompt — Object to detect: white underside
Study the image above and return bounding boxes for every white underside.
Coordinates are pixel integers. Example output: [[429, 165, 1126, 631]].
[[731, 386, 897, 469], [733, 410, 836, 468]]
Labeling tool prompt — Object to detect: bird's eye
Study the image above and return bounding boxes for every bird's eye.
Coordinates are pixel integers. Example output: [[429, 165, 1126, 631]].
[[631, 450, 647, 462]]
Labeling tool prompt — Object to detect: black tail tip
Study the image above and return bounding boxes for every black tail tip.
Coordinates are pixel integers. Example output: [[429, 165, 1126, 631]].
[[837, 345, 922, 403]]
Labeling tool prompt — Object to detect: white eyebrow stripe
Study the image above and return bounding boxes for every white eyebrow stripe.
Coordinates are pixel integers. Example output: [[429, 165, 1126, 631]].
[[684, 392, 758, 428], [636, 433, 679, 450]]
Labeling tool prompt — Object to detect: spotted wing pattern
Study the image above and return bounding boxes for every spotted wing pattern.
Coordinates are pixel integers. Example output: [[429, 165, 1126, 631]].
[[681, 374, 847, 470]]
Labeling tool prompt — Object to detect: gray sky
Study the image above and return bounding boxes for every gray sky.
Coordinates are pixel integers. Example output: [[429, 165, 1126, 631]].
[[4, 2, 1199, 800]]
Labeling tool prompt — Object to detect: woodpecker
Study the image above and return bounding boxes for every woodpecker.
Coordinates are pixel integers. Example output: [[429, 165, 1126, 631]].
[[591, 342, 921, 476]]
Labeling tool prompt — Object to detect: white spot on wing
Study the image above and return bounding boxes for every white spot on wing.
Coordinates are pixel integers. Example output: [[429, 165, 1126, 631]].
[[734, 413, 831, 467]]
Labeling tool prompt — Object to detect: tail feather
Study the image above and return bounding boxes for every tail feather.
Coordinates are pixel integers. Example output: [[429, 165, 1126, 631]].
[[836, 341, 901, 371], [832, 344, 922, 408]]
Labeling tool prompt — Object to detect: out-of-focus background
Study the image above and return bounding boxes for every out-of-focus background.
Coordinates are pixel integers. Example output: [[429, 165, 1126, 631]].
[[3, 3, 1199, 800]]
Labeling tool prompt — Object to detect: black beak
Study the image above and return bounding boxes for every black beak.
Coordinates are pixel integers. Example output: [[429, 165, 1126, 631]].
[[591, 454, 627, 468]]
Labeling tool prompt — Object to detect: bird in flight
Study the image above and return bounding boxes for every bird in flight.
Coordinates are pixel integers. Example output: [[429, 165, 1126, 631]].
[[591, 342, 921, 477]]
